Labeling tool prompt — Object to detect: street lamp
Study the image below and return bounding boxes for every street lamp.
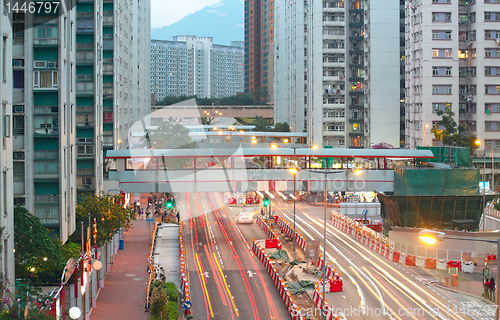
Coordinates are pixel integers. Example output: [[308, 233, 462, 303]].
[[418, 229, 500, 319], [423, 124, 429, 146], [288, 166, 300, 261], [476, 140, 487, 231]]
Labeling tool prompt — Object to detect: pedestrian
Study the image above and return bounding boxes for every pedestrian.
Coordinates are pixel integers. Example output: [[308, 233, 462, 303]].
[[261, 208, 264, 216], [484, 279, 490, 299], [489, 278, 496, 301], [146, 208, 150, 219], [176, 211, 180, 224]]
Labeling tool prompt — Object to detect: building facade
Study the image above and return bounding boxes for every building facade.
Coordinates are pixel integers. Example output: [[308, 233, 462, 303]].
[[244, 0, 275, 98], [9, 0, 150, 241], [405, 0, 500, 151], [1, 7, 15, 290], [274, 0, 401, 148], [151, 37, 244, 100]]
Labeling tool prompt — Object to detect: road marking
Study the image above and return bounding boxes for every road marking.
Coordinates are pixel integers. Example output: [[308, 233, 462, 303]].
[[213, 252, 239, 317], [195, 253, 214, 318]]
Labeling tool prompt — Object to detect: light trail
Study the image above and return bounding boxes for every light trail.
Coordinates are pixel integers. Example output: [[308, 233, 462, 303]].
[[213, 251, 239, 317], [196, 253, 214, 318], [211, 193, 279, 319]]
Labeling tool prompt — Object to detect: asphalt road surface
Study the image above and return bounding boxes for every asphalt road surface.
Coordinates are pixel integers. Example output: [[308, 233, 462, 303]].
[[271, 195, 496, 320], [177, 192, 291, 320]]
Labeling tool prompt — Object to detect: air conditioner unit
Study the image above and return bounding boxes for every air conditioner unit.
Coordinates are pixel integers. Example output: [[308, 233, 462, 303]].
[[13, 13, 24, 21], [459, 94, 466, 100], [14, 105, 24, 113], [13, 152, 25, 160], [13, 60, 23, 67], [47, 61, 57, 68]]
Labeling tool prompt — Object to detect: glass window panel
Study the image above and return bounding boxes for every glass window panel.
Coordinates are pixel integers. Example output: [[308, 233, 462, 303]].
[[34, 162, 46, 173], [47, 162, 58, 173]]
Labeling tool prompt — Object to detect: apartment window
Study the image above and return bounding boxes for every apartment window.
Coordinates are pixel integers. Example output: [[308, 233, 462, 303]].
[[432, 85, 452, 94], [486, 103, 500, 113], [13, 70, 24, 88], [485, 85, 500, 94], [34, 206, 59, 225], [432, 103, 450, 112], [2, 112, 9, 140], [13, 115, 24, 135], [34, 161, 58, 174], [2, 37, 6, 82], [486, 67, 492, 75], [432, 67, 452, 76], [2, 172, 6, 217], [432, 12, 452, 21], [432, 48, 452, 58], [33, 71, 58, 89], [34, 115, 57, 134], [446, 67, 452, 75], [485, 12, 500, 21], [485, 121, 500, 131]]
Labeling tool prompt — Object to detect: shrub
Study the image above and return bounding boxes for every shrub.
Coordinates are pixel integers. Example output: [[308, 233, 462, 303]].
[[165, 301, 179, 320], [162, 282, 178, 303]]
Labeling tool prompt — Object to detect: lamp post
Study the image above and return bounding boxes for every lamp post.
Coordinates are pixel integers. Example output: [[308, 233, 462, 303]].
[[288, 166, 300, 261], [424, 124, 429, 146], [476, 140, 486, 231], [418, 230, 500, 320]]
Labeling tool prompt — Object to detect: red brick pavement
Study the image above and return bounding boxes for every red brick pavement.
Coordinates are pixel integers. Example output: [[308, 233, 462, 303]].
[[90, 219, 151, 319]]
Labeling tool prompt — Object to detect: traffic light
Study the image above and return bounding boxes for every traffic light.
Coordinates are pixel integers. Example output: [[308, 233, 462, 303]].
[[263, 196, 269, 207], [166, 199, 173, 209]]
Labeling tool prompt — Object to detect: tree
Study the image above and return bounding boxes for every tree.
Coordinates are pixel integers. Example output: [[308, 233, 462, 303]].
[[274, 122, 291, 133], [70, 194, 134, 248], [253, 116, 272, 132], [144, 117, 196, 150], [431, 105, 479, 149], [371, 142, 395, 149], [14, 207, 78, 285]]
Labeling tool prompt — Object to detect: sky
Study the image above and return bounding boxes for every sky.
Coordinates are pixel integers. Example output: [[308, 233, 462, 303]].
[[151, 0, 221, 28]]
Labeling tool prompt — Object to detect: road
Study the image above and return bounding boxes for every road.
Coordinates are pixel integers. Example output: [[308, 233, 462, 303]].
[[270, 195, 496, 320], [177, 192, 291, 320]]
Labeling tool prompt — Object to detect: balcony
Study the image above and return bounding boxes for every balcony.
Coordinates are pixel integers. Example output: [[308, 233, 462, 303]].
[[349, 104, 364, 109], [349, 91, 364, 96], [349, 49, 364, 55], [349, 77, 364, 82], [34, 194, 59, 204], [349, 63, 363, 68], [349, 131, 365, 137], [349, 117, 364, 123], [33, 38, 58, 46]]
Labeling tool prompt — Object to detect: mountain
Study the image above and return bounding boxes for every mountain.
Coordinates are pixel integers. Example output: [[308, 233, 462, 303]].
[[151, 0, 244, 46]]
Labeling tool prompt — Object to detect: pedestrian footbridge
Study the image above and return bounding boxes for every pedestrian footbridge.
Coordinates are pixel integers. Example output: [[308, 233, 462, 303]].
[[105, 147, 434, 194]]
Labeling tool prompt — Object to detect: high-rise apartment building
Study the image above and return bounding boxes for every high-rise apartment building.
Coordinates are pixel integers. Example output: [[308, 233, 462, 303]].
[[9, 0, 150, 241], [405, 0, 500, 151], [10, 7, 77, 242], [150, 37, 243, 100], [274, 0, 401, 148], [244, 0, 275, 97], [1, 8, 15, 291]]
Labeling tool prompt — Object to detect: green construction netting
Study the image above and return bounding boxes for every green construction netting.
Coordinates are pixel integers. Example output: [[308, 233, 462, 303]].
[[378, 193, 497, 230], [268, 249, 290, 262], [394, 168, 479, 196], [286, 280, 316, 294], [416, 146, 471, 167]]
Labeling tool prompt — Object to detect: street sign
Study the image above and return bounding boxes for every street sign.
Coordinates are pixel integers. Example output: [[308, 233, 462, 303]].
[[483, 267, 489, 277], [183, 301, 192, 310]]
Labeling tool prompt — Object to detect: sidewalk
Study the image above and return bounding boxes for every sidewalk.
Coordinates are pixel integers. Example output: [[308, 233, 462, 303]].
[[412, 263, 497, 303], [90, 219, 151, 320]]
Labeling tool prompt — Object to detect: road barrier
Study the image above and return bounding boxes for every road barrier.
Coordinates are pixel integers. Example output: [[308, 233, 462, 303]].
[[252, 240, 306, 320], [330, 212, 496, 276], [275, 215, 306, 251], [178, 225, 191, 316], [312, 284, 340, 320]]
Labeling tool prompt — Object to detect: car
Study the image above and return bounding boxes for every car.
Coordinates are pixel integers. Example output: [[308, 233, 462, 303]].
[[237, 212, 254, 224], [227, 198, 236, 205]]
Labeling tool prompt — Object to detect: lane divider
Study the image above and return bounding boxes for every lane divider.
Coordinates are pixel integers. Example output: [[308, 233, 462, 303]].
[[330, 212, 483, 275], [274, 215, 306, 251]]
